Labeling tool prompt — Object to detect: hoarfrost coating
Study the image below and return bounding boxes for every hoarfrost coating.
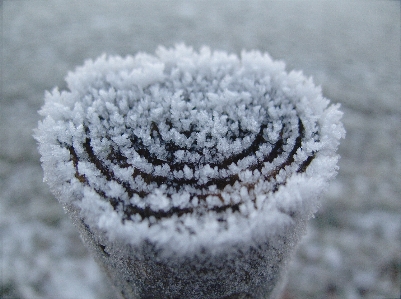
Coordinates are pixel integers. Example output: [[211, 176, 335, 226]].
[[35, 44, 345, 254]]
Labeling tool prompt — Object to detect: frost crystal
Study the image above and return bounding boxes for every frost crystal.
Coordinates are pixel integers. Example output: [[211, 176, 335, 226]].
[[36, 45, 344, 255]]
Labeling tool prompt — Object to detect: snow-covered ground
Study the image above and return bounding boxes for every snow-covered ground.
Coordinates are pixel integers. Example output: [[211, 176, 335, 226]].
[[1, 1, 400, 298]]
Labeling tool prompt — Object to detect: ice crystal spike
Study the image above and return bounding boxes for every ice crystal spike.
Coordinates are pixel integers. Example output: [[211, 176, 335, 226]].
[[35, 44, 345, 299]]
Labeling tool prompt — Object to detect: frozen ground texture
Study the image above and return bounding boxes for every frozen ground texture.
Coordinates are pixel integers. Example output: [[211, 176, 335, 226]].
[[1, 1, 400, 299]]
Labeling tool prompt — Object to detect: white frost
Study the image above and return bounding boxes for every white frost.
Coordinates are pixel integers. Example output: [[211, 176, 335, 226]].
[[36, 44, 345, 254]]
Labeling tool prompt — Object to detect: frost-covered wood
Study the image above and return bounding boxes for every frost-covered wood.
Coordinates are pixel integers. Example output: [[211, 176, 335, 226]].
[[36, 45, 344, 298]]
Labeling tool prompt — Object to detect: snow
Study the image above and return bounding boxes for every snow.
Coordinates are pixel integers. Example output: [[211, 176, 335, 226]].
[[1, 0, 400, 298]]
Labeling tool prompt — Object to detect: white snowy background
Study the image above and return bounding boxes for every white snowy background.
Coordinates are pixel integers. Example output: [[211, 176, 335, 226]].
[[1, 1, 400, 298]]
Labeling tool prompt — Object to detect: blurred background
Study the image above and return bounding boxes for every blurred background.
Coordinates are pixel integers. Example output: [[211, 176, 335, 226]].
[[1, 1, 400, 298]]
